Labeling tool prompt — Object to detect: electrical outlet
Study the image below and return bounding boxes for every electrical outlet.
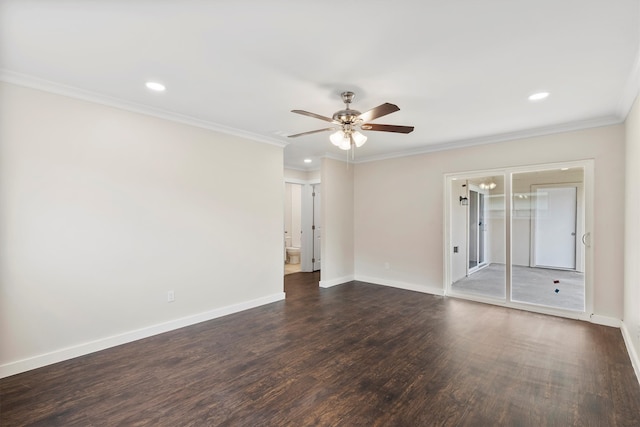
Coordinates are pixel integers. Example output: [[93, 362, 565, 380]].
[[167, 291, 175, 302]]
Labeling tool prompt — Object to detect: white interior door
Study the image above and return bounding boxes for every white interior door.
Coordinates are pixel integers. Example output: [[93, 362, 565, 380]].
[[312, 184, 321, 271], [469, 191, 478, 269], [468, 187, 487, 272], [533, 186, 577, 269]]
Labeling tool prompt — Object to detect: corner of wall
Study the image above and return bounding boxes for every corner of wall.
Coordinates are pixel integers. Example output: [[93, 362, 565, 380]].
[[621, 321, 640, 386]]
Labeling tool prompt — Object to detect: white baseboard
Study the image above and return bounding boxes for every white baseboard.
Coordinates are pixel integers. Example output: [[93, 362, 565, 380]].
[[319, 275, 354, 288], [355, 275, 445, 296], [589, 314, 622, 328], [0, 292, 285, 379], [621, 321, 640, 386]]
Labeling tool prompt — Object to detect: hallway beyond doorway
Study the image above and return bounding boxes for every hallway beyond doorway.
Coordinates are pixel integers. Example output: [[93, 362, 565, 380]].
[[284, 262, 302, 275]]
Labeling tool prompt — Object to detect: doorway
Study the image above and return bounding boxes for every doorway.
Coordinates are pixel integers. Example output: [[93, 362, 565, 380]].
[[283, 180, 321, 275], [284, 183, 303, 275]]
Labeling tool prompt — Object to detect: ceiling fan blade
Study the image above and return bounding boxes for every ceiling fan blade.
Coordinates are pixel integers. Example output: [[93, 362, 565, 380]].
[[288, 128, 334, 138], [291, 110, 338, 123], [361, 123, 415, 134], [357, 103, 400, 122]]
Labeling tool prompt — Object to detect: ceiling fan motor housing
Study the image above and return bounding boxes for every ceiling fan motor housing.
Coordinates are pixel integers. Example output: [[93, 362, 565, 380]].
[[332, 109, 361, 124], [332, 91, 361, 124]]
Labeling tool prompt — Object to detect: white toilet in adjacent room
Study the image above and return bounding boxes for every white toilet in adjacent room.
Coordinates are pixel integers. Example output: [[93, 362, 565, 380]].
[[285, 236, 301, 264], [286, 247, 300, 264]]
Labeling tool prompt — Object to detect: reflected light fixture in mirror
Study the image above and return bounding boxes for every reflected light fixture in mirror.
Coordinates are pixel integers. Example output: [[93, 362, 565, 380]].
[[479, 181, 497, 190]]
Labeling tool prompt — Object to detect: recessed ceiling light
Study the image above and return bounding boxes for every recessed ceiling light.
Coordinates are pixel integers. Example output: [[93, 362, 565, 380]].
[[145, 81, 166, 92], [561, 167, 569, 171], [304, 159, 312, 163], [528, 92, 549, 101]]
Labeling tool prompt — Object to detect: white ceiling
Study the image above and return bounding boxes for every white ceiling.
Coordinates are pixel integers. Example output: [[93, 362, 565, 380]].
[[1, 0, 638, 169]]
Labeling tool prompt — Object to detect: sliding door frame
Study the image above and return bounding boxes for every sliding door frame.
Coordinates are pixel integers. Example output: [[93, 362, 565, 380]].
[[443, 159, 594, 321]]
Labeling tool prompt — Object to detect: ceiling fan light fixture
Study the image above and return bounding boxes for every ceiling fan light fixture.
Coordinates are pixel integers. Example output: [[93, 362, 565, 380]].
[[330, 130, 351, 150], [338, 137, 351, 150], [330, 130, 345, 146], [352, 131, 367, 147]]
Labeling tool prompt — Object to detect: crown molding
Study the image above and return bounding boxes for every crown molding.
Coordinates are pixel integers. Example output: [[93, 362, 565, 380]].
[[0, 69, 287, 148], [322, 151, 358, 163], [283, 151, 345, 169], [353, 115, 624, 164], [283, 165, 322, 173], [3, 69, 630, 167], [283, 166, 308, 172]]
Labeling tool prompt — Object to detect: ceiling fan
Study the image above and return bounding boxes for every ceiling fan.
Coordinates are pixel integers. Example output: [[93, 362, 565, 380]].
[[288, 91, 414, 151]]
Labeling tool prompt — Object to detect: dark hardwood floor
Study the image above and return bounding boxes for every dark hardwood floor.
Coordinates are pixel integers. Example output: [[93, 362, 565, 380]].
[[2, 272, 640, 426]]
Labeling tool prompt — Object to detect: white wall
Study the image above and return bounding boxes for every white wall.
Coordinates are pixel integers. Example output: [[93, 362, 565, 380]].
[[624, 95, 640, 376], [320, 158, 354, 286], [0, 83, 285, 376], [354, 125, 625, 318], [354, 156, 444, 294]]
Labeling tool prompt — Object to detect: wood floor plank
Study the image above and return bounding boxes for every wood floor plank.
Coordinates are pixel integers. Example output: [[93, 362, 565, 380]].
[[2, 272, 639, 426]]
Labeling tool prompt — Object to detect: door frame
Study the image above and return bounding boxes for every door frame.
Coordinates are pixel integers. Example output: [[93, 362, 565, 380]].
[[284, 177, 321, 273], [312, 183, 321, 271]]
